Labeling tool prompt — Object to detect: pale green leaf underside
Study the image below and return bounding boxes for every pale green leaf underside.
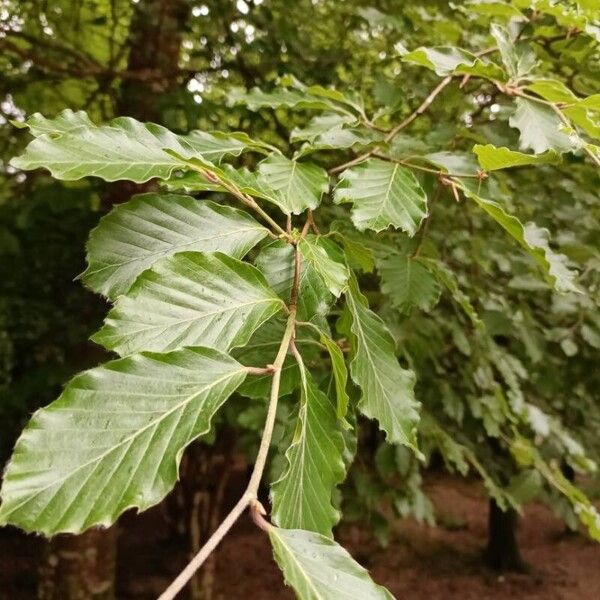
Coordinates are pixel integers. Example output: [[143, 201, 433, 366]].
[[228, 87, 347, 113], [465, 190, 580, 293], [271, 370, 346, 537], [403, 46, 505, 79], [291, 113, 358, 143], [257, 155, 329, 215], [82, 194, 269, 299], [0, 347, 246, 535], [490, 24, 536, 79], [473, 144, 559, 171], [378, 253, 441, 313], [270, 527, 395, 600], [345, 277, 420, 450], [509, 98, 574, 154], [334, 159, 427, 235], [17, 109, 95, 137], [294, 126, 384, 158], [93, 251, 284, 356], [10, 115, 260, 183], [298, 235, 349, 298]]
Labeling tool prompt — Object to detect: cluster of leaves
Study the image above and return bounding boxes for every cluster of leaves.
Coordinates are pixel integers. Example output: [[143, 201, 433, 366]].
[[1, 0, 600, 597]]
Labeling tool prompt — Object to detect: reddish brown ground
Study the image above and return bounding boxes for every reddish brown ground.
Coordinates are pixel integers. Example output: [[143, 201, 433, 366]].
[[2, 473, 599, 599]]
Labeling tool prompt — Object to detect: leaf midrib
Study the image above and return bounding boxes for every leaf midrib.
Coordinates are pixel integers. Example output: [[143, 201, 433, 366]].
[[1, 368, 245, 519]]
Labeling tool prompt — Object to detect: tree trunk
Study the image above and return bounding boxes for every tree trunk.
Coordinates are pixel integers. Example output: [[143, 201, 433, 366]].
[[117, 0, 189, 122], [104, 0, 190, 206], [38, 528, 118, 600], [485, 498, 528, 572]]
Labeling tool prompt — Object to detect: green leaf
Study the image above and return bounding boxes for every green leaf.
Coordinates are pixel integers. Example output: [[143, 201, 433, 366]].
[[465, 1, 526, 19], [93, 252, 284, 355], [419, 259, 483, 328], [473, 144, 560, 171], [563, 106, 600, 142], [319, 332, 350, 419], [17, 109, 95, 136], [334, 159, 428, 235], [576, 95, 600, 112], [233, 320, 321, 400], [82, 194, 269, 299], [298, 235, 349, 297], [463, 189, 581, 293], [271, 366, 345, 537], [257, 155, 329, 215], [490, 24, 536, 79], [332, 231, 375, 273], [10, 115, 262, 183], [525, 79, 578, 103], [269, 527, 395, 600], [344, 276, 420, 451], [403, 46, 505, 79], [378, 253, 441, 314], [290, 113, 357, 143], [509, 98, 574, 154], [255, 241, 333, 327], [228, 86, 337, 112], [294, 126, 384, 158], [0, 347, 246, 534]]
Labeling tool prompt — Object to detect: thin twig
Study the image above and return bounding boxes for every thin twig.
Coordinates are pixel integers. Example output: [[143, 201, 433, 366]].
[[329, 76, 453, 175], [372, 152, 480, 178], [159, 246, 302, 600], [192, 166, 293, 241], [158, 494, 249, 600]]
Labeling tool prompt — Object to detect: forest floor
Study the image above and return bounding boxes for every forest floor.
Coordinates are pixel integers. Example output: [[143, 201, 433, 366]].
[[2, 472, 599, 599]]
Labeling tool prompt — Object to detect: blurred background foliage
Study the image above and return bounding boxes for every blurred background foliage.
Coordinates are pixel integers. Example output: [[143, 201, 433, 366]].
[[0, 0, 599, 596]]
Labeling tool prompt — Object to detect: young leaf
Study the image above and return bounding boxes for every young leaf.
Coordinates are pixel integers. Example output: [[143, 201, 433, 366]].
[[490, 24, 536, 79], [319, 332, 350, 419], [10, 116, 260, 183], [255, 241, 333, 326], [576, 95, 600, 112], [269, 527, 395, 600], [257, 155, 329, 215], [464, 189, 580, 293], [334, 159, 428, 235], [525, 79, 578, 103], [473, 144, 560, 171], [378, 253, 441, 314], [82, 194, 269, 299], [271, 367, 345, 537], [344, 276, 421, 451], [93, 252, 284, 355], [509, 98, 574, 154], [0, 347, 246, 535], [298, 235, 349, 297], [403, 46, 505, 80]]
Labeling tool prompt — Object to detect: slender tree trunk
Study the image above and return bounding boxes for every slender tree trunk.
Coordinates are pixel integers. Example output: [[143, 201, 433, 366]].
[[38, 528, 118, 600], [485, 498, 528, 572]]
